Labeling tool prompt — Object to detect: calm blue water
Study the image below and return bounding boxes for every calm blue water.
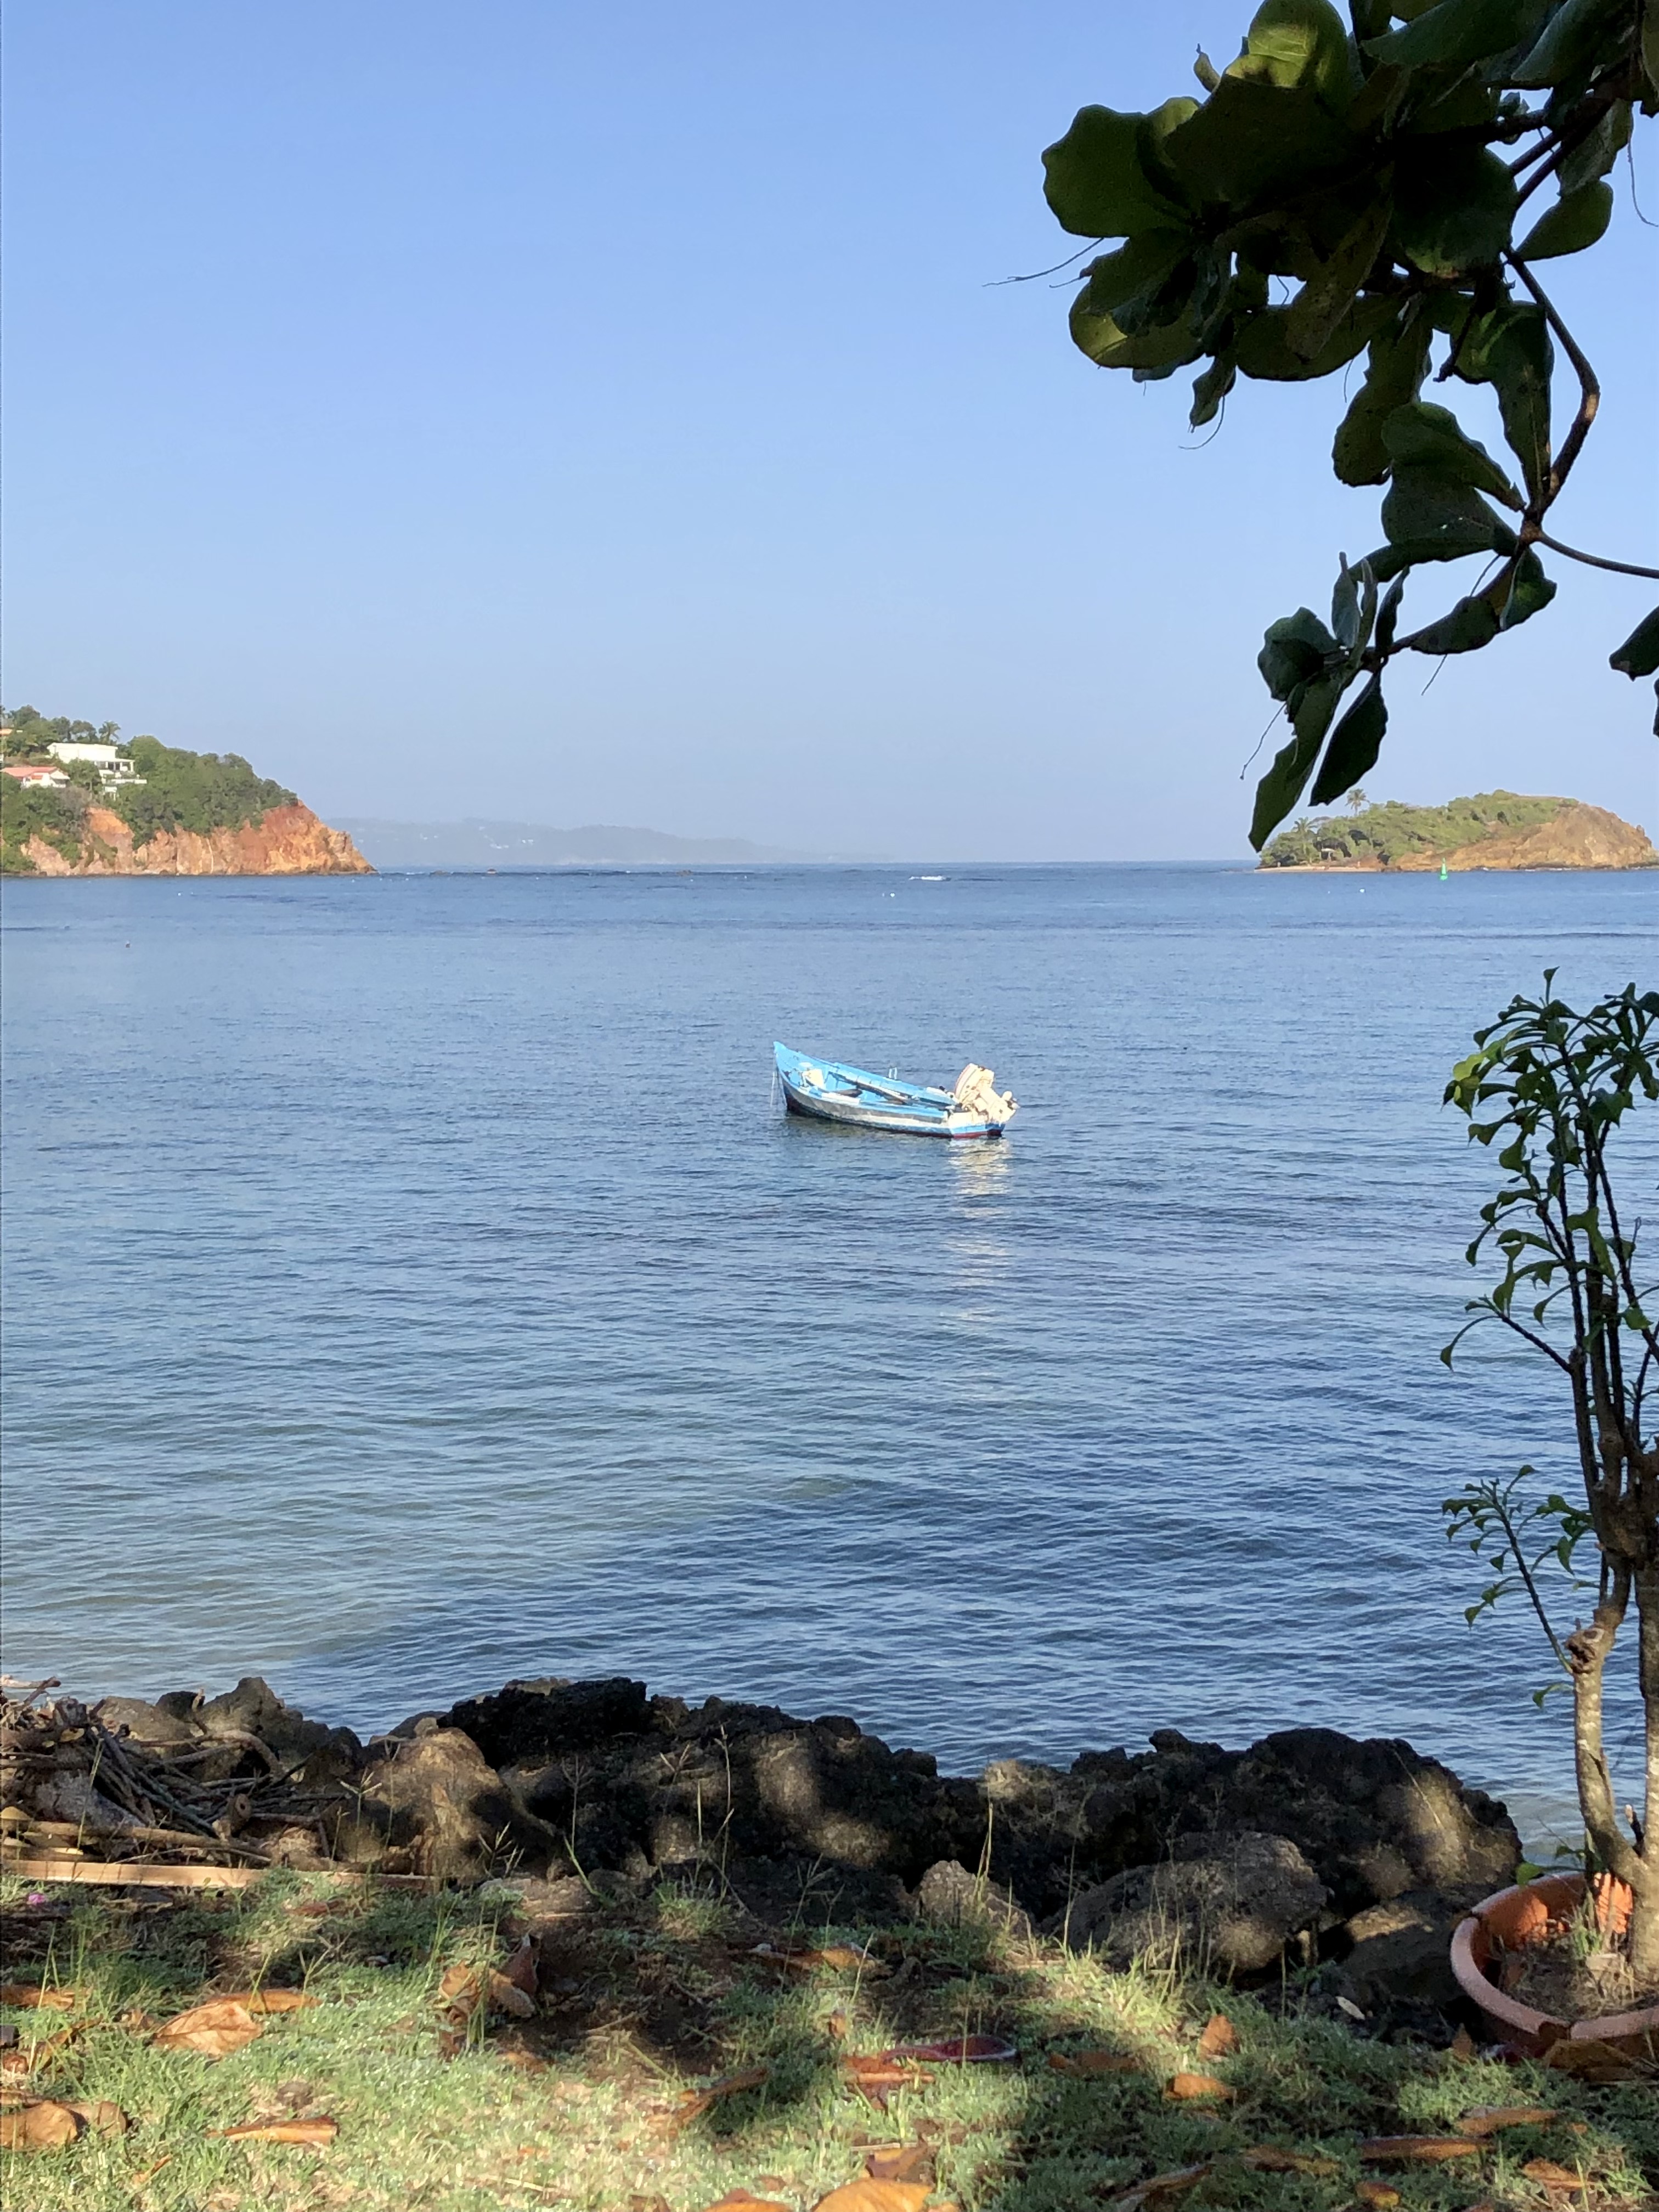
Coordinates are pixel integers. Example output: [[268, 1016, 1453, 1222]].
[[2, 865, 1652, 1819]]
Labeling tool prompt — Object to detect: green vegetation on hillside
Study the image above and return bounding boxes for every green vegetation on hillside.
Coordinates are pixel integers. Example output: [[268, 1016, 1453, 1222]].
[[1, 708, 296, 872], [1259, 791, 1565, 870]]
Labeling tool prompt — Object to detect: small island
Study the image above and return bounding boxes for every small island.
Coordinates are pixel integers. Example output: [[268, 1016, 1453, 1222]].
[[1257, 791, 1658, 873], [0, 707, 371, 877]]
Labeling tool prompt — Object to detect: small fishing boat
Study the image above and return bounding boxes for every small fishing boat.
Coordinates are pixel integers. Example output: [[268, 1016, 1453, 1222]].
[[774, 1042, 1017, 1139]]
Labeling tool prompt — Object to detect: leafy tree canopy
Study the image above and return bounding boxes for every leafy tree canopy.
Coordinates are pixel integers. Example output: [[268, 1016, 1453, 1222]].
[[1, 707, 124, 759], [1260, 783, 1570, 861], [1040, 0, 1659, 847]]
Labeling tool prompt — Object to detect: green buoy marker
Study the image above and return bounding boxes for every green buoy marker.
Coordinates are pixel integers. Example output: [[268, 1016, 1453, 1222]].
[[1439, 860, 1448, 881]]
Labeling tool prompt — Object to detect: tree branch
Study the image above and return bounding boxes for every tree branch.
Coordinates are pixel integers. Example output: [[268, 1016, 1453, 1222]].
[[1505, 253, 1599, 504], [1531, 529, 1659, 582]]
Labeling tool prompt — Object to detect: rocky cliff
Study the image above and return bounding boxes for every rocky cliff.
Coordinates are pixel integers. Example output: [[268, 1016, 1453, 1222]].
[[22, 803, 373, 878], [1390, 801, 1657, 872]]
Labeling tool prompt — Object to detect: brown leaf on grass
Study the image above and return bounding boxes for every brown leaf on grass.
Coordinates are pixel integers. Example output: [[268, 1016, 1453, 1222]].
[[128, 2157, 174, 2187], [437, 1960, 535, 2026], [864, 2143, 935, 2183], [0, 1985, 76, 2012], [0, 2100, 82, 2151], [812, 2182, 930, 2212], [153, 2000, 263, 2057], [1454, 2106, 1558, 2137], [882, 2033, 1016, 2064], [1109, 2161, 1213, 2210], [0, 2025, 78, 2080], [670, 2063, 770, 2128], [1048, 2048, 1144, 2076], [219, 1989, 313, 2016], [701, 2195, 791, 2212], [217, 2117, 339, 2146], [1449, 2027, 1477, 2061], [1521, 2160, 1587, 2194], [65, 2098, 128, 2137], [1354, 2183, 1400, 2209], [826, 2010, 850, 2040], [500, 1937, 539, 2000], [1542, 2036, 1656, 2083], [1239, 2147, 1340, 2176], [1357, 2136, 1482, 2164], [839, 2053, 933, 2111], [1166, 2073, 1234, 2102], [1196, 2014, 1239, 2058], [753, 1942, 886, 1977]]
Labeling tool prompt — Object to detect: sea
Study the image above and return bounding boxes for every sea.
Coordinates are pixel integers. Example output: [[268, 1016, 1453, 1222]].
[[2, 862, 1653, 1837]]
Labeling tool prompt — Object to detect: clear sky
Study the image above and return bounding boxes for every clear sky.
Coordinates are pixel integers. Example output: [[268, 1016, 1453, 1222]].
[[5, 2, 1656, 859]]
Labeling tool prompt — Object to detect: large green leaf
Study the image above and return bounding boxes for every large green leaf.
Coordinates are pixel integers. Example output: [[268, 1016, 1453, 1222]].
[[1557, 101, 1632, 194], [1611, 606, 1659, 678], [1286, 198, 1392, 358], [1513, 0, 1630, 87], [1393, 141, 1517, 272], [1406, 595, 1502, 654], [1189, 354, 1238, 427], [1234, 0, 1357, 104], [1309, 676, 1387, 804], [1043, 106, 1184, 238], [1258, 607, 1338, 701], [1332, 311, 1431, 484], [1235, 292, 1393, 379], [1249, 669, 1350, 847], [1448, 302, 1554, 498], [1382, 400, 1523, 507], [1381, 464, 1517, 560], [1137, 97, 1204, 201], [1069, 290, 1207, 371], [1496, 547, 1556, 629], [1073, 229, 1195, 323], [1160, 72, 1356, 208], [1366, 0, 1550, 68], [1517, 178, 1613, 258]]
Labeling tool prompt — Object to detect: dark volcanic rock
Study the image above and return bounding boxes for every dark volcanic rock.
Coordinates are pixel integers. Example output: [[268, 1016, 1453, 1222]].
[[358, 1728, 554, 1883], [915, 1859, 1037, 1945], [1051, 1830, 1329, 1974], [1335, 1887, 1486, 2016], [442, 1677, 651, 1767]]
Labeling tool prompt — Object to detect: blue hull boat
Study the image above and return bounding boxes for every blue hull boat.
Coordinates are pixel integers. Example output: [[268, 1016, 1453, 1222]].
[[774, 1043, 1016, 1139]]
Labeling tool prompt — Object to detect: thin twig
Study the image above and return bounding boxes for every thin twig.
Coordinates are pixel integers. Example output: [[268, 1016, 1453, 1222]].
[[1504, 252, 1599, 501], [1532, 529, 1659, 581]]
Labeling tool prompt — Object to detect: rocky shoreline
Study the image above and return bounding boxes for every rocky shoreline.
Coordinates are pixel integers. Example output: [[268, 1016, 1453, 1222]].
[[3, 1673, 1524, 2035], [18, 801, 372, 877]]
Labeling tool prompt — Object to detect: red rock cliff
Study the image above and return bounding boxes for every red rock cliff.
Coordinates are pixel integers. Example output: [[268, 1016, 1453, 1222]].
[[24, 804, 374, 878]]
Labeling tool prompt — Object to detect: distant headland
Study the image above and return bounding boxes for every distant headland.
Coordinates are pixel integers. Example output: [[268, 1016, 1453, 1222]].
[[0, 708, 371, 877], [1257, 791, 1657, 873]]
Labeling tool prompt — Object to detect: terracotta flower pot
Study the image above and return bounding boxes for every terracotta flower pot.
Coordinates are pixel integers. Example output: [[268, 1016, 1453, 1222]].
[[1450, 1872, 1659, 2057]]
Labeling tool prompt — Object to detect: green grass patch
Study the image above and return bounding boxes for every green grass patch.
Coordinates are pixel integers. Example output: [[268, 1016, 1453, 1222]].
[[2, 1870, 1654, 2212]]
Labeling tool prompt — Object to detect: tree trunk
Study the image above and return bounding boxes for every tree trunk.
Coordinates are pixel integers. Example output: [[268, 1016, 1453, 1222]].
[[1632, 1568, 1659, 1985]]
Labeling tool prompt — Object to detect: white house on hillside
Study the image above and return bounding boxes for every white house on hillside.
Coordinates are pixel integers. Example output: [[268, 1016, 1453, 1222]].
[[46, 742, 146, 788], [3, 761, 71, 789]]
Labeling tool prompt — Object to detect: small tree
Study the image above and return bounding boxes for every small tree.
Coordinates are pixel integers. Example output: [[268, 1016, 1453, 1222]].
[[1039, 0, 1659, 846], [1443, 977, 1659, 1980]]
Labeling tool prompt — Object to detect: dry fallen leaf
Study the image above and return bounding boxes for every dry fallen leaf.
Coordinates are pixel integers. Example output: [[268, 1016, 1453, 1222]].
[[827, 2010, 850, 2041], [864, 2143, 934, 2183], [812, 2182, 930, 2212], [500, 1937, 539, 2001], [1354, 2183, 1401, 2209], [1522, 2160, 1587, 2194], [1239, 2147, 1339, 2176], [701, 2195, 790, 2212], [882, 2033, 1016, 2064], [1166, 2073, 1234, 2102], [1448, 2027, 1477, 2062], [213, 1989, 313, 2016], [1048, 2048, 1144, 2077], [0, 1985, 76, 2013], [839, 2053, 932, 2111], [1357, 2136, 1483, 2165], [0, 2100, 82, 2151], [153, 1999, 263, 2058], [1542, 2038, 1654, 2083], [65, 2098, 128, 2137], [218, 2117, 339, 2146], [128, 2157, 174, 2187], [671, 2063, 770, 2129], [1454, 2106, 1558, 2137], [1111, 2161, 1213, 2210], [1197, 2014, 1240, 2058]]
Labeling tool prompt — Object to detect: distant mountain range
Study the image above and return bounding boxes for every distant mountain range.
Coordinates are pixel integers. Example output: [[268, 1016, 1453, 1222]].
[[335, 818, 833, 868]]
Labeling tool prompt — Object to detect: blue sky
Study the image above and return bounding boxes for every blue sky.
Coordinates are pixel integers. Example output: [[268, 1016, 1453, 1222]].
[[5, 2, 1655, 858]]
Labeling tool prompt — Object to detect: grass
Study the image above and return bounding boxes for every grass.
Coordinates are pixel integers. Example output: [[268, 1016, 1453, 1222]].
[[2, 1867, 1655, 2212]]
